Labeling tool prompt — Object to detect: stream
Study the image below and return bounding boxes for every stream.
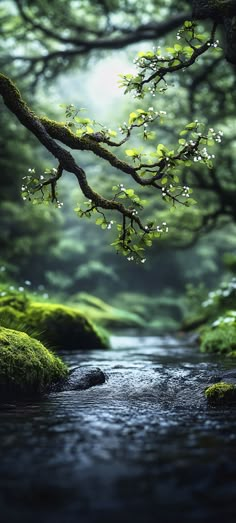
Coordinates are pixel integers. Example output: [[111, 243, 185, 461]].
[[1, 334, 236, 523]]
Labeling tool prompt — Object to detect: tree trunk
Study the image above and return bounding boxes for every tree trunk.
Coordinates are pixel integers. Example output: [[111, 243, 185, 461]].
[[192, 0, 236, 64], [192, 1, 236, 19]]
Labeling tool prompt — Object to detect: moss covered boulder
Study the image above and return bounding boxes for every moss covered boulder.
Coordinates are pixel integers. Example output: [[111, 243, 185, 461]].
[[0, 295, 109, 350], [25, 302, 109, 350], [205, 382, 236, 405], [200, 323, 236, 355], [0, 326, 68, 396], [227, 351, 236, 358], [0, 292, 29, 311]]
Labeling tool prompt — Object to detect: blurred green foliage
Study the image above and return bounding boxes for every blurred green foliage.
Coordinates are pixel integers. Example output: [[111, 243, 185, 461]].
[[0, 288, 109, 349], [0, 1, 236, 332]]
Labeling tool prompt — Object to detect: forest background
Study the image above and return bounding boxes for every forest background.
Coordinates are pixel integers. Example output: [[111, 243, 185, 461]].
[[0, 0, 236, 333]]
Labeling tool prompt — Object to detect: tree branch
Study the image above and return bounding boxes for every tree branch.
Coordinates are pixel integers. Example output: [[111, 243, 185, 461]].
[[0, 73, 165, 249]]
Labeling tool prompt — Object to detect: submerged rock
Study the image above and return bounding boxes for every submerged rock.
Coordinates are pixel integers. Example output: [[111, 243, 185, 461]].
[[54, 366, 106, 392], [218, 370, 236, 383]]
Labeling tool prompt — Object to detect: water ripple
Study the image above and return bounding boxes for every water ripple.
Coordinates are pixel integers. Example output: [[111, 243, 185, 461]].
[[1, 335, 236, 522]]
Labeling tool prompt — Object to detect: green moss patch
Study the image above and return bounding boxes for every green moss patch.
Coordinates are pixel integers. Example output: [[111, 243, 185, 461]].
[[205, 382, 236, 404], [200, 324, 236, 355], [227, 351, 236, 358], [25, 302, 109, 349], [0, 298, 109, 350], [0, 326, 68, 396], [0, 293, 29, 311]]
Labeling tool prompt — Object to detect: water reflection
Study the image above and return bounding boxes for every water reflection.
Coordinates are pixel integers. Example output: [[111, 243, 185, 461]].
[[0, 335, 236, 522]]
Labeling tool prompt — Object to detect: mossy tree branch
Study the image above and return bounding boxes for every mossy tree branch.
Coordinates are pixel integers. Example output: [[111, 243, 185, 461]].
[[0, 73, 139, 216], [0, 73, 221, 261]]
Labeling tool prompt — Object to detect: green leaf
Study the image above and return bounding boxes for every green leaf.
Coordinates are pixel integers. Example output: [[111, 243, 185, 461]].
[[186, 122, 197, 130], [125, 149, 135, 157], [108, 130, 117, 137], [183, 46, 193, 57], [145, 51, 154, 58], [161, 177, 168, 185], [156, 144, 166, 158], [129, 112, 137, 124], [86, 126, 94, 134], [133, 196, 141, 204], [174, 44, 182, 52], [145, 239, 152, 247], [173, 59, 181, 66], [125, 149, 139, 157], [126, 189, 135, 197], [196, 33, 206, 41], [118, 193, 126, 199], [205, 159, 213, 169], [75, 117, 91, 124], [138, 51, 147, 58], [144, 131, 156, 140], [186, 198, 197, 206]]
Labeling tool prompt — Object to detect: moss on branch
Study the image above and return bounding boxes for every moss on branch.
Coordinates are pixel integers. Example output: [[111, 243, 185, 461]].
[[0, 71, 219, 261], [0, 73, 145, 228], [40, 116, 140, 180]]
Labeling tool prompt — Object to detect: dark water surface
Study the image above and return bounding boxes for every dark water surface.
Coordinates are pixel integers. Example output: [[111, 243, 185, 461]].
[[1, 335, 236, 523]]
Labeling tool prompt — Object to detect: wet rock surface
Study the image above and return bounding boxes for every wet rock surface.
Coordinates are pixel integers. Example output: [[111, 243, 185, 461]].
[[217, 369, 236, 384], [54, 366, 106, 392]]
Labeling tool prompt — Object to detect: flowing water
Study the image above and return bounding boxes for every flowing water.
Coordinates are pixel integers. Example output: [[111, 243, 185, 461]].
[[1, 335, 236, 523]]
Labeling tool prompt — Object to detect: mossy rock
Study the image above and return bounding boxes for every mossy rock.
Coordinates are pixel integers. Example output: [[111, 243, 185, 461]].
[[227, 351, 236, 358], [205, 382, 236, 404], [0, 302, 109, 350], [26, 303, 109, 350], [0, 326, 68, 396], [0, 293, 29, 312], [200, 324, 236, 355]]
